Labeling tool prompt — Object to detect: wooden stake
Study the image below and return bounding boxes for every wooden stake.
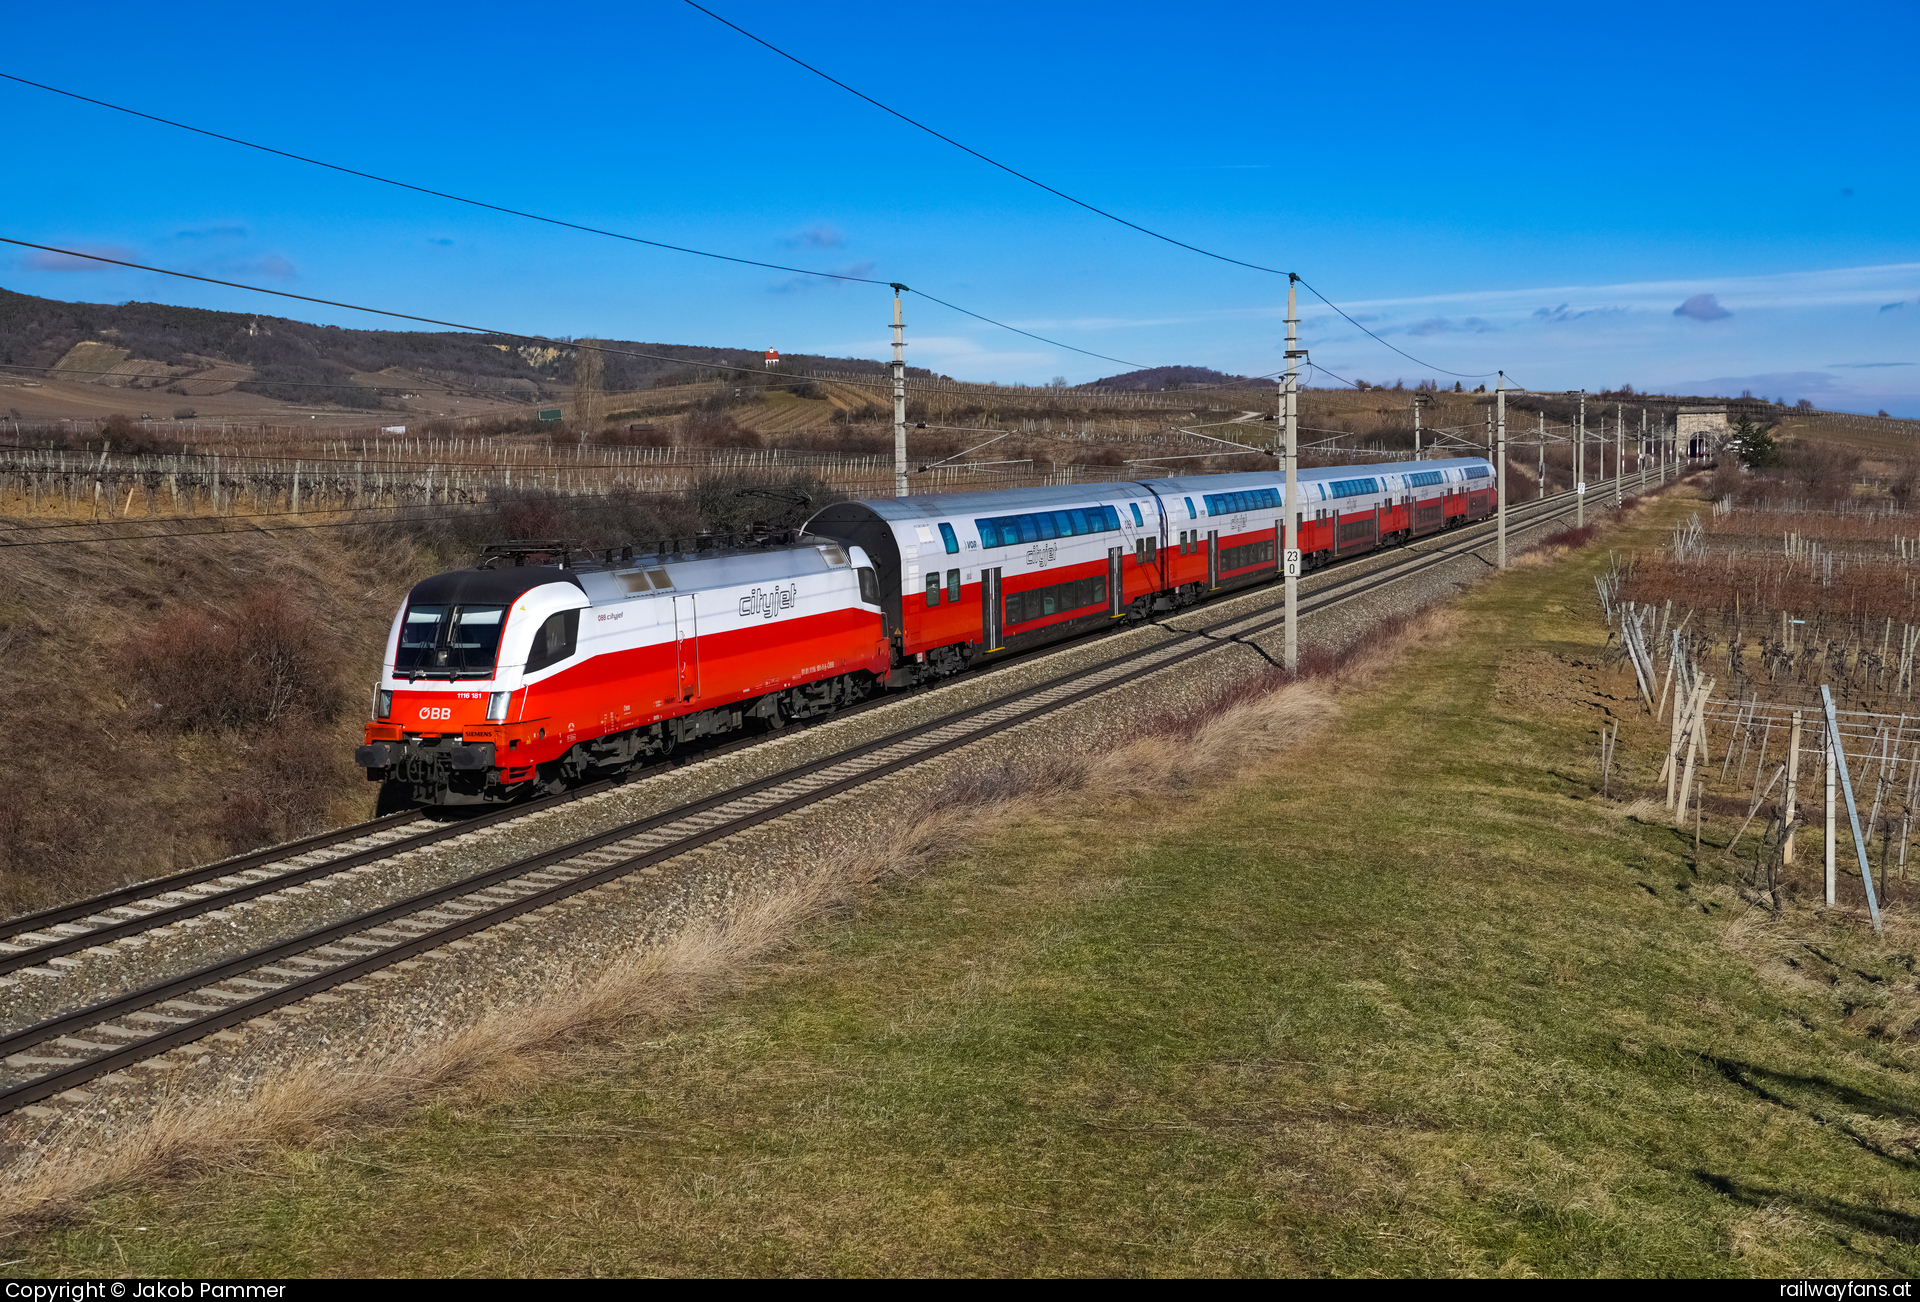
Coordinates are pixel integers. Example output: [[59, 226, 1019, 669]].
[[1826, 729, 1838, 906], [1676, 678, 1715, 824], [1784, 710, 1803, 865]]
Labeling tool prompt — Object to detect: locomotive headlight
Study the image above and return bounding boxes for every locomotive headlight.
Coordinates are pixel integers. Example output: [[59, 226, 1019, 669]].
[[375, 689, 393, 720], [486, 691, 510, 722]]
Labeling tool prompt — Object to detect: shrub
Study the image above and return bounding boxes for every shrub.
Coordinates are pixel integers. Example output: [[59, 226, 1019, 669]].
[[596, 423, 672, 447], [683, 411, 763, 448], [213, 717, 353, 852], [1540, 524, 1597, 549], [122, 589, 347, 733]]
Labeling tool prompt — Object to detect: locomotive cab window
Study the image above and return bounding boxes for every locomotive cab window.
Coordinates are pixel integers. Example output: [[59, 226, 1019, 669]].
[[857, 566, 880, 606], [525, 609, 579, 674], [396, 603, 508, 676]]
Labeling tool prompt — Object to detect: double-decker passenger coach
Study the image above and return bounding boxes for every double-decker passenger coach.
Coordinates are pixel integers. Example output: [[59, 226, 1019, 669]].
[[359, 456, 1494, 807]]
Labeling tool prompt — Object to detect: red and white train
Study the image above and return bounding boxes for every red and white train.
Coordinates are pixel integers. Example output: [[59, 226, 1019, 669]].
[[358, 456, 1494, 807]]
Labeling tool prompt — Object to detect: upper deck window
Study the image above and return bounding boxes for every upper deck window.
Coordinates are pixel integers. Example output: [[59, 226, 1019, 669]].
[[975, 505, 1120, 548]]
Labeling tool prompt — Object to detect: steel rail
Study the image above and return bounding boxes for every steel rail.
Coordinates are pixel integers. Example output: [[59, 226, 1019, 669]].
[[0, 482, 1612, 1113], [0, 487, 1603, 1112], [0, 482, 1576, 965], [0, 811, 424, 937]]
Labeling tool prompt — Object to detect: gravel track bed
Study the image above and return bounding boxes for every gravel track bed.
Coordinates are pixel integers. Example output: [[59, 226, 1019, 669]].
[[0, 497, 1591, 1162], [0, 521, 1413, 1037]]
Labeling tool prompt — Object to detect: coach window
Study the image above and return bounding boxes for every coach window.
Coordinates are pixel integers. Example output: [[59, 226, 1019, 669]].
[[1184, 496, 1196, 520], [938, 522, 959, 554], [925, 573, 942, 608], [1035, 512, 1058, 541], [1145, 537, 1157, 562], [946, 569, 961, 603], [1130, 503, 1145, 528]]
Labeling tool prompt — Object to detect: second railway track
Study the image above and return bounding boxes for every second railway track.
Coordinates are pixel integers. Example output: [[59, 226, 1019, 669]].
[[0, 486, 1597, 1115]]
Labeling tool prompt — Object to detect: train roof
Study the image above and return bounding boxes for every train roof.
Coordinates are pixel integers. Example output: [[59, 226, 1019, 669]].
[[410, 538, 851, 607], [1145, 456, 1488, 494], [835, 479, 1161, 522], [829, 457, 1492, 525]]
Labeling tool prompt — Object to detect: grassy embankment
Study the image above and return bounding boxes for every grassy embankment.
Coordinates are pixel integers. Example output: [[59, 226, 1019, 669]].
[[16, 487, 1920, 1276]]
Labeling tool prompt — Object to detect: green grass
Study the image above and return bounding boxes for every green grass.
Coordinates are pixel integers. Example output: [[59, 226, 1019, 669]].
[[19, 495, 1920, 1276]]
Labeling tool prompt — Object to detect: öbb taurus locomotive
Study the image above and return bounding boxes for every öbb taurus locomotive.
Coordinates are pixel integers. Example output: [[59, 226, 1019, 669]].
[[358, 456, 1495, 807]]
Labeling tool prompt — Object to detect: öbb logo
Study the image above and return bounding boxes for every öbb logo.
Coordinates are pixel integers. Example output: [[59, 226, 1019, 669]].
[[418, 706, 452, 721], [739, 584, 799, 620]]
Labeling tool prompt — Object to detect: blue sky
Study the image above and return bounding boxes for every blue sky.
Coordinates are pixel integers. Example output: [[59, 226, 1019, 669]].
[[6, 0, 1917, 413]]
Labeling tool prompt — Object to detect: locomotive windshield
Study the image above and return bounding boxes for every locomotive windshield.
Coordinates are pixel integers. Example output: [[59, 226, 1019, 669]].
[[395, 603, 508, 676]]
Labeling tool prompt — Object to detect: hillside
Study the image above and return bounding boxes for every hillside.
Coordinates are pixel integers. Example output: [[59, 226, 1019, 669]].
[[0, 287, 938, 423], [1084, 364, 1264, 391]]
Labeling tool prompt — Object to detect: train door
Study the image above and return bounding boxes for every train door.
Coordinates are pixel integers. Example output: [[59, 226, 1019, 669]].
[[1107, 547, 1123, 616], [1156, 496, 1171, 590], [982, 567, 1003, 650], [1207, 529, 1220, 589], [672, 594, 699, 700]]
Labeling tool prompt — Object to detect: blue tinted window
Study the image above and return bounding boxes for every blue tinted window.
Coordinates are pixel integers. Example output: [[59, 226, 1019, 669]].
[[1466, 465, 1491, 479], [1068, 508, 1089, 534], [1104, 505, 1121, 530], [1054, 510, 1076, 537], [1130, 503, 1144, 528], [1017, 515, 1039, 543], [1184, 496, 1196, 519], [1035, 512, 1058, 540], [938, 522, 959, 553], [1406, 471, 1443, 488]]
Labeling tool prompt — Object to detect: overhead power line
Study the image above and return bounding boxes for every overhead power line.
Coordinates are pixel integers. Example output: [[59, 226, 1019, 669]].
[[1294, 277, 1498, 381], [0, 72, 884, 288], [0, 71, 1152, 373], [685, 3, 1500, 381], [0, 237, 906, 393], [683, 1, 1290, 278]]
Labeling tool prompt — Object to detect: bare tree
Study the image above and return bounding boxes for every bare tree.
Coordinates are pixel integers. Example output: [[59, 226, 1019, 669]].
[[572, 339, 605, 432]]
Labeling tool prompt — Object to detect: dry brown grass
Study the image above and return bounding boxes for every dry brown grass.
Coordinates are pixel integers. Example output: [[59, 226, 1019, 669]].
[[0, 524, 421, 913], [0, 600, 1458, 1231]]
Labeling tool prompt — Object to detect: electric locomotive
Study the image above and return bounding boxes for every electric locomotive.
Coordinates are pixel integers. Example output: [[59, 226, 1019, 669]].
[[358, 456, 1492, 807]]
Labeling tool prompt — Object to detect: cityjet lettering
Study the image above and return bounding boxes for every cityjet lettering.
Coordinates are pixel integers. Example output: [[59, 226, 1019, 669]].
[[1025, 543, 1057, 567], [739, 584, 799, 620]]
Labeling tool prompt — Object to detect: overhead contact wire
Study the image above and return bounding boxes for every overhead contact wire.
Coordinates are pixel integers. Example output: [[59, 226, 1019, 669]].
[[0, 72, 1155, 372], [685, 4, 1504, 381]]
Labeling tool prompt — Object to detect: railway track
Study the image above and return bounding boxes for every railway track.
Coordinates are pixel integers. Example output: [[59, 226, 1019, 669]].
[[0, 486, 1597, 1115]]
